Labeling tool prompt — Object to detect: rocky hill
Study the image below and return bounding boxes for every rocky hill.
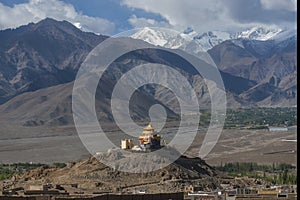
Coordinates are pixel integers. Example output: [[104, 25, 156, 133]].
[[3, 154, 229, 194], [3, 149, 268, 195]]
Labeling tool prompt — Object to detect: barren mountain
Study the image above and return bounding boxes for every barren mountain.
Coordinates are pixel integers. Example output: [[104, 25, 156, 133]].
[[0, 38, 254, 126], [0, 80, 179, 127], [0, 18, 297, 127], [208, 38, 296, 82], [0, 18, 107, 104]]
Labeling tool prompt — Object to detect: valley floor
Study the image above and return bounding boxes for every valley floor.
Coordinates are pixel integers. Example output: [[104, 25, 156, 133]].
[[0, 125, 296, 166]]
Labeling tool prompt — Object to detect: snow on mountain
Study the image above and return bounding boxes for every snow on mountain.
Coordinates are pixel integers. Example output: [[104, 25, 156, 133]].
[[233, 27, 296, 53], [131, 27, 192, 49], [192, 31, 235, 51], [237, 27, 282, 41], [130, 27, 231, 52], [271, 28, 297, 42], [130, 27, 295, 52]]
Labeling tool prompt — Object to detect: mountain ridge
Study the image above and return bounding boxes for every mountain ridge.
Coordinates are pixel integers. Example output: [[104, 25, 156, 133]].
[[0, 18, 108, 104], [0, 18, 297, 127], [131, 26, 296, 52]]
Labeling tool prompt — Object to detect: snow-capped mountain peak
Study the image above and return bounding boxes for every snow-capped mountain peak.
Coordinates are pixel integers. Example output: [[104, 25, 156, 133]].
[[237, 26, 283, 41], [131, 27, 192, 49], [192, 31, 234, 51], [131, 27, 227, 52], [130, 26, 295, 53]]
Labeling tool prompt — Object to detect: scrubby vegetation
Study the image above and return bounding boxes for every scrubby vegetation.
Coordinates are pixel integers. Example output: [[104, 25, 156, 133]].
[[0, 162, 66, 181], [225, 107, 297, 129], [0, 163, 43, 180], [215, 162, 297, 185], [200, 107, 297, 129]]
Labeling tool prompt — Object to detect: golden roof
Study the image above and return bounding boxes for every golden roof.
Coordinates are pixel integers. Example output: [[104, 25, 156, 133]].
[[144, 124, 154, 131]]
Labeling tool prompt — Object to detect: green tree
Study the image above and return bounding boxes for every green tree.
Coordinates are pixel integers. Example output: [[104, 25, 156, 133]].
[[282, 169, 288, 184]]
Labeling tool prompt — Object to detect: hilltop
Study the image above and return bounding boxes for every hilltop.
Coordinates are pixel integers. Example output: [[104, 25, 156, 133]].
[[2, 153, 261, 195]]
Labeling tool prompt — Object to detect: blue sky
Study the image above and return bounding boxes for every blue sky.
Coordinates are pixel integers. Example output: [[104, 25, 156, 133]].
[[0, 0, 297, 35], [60, 0, 167, 32]]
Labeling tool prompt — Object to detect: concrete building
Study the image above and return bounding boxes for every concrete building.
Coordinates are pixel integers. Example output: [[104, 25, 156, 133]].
[[186, 192, 217, 200], [121, 139, 134, 150], [268, 126, 288, 131], [28, 185, 48, 191]]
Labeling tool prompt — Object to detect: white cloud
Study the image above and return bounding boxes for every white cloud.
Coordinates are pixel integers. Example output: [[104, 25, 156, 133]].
[[122, 0, 296, 33], [0, 0, 115, 35], [122, 0, 252, 32], [260, 0, 297, 11], [128, 15, 171, 28]]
